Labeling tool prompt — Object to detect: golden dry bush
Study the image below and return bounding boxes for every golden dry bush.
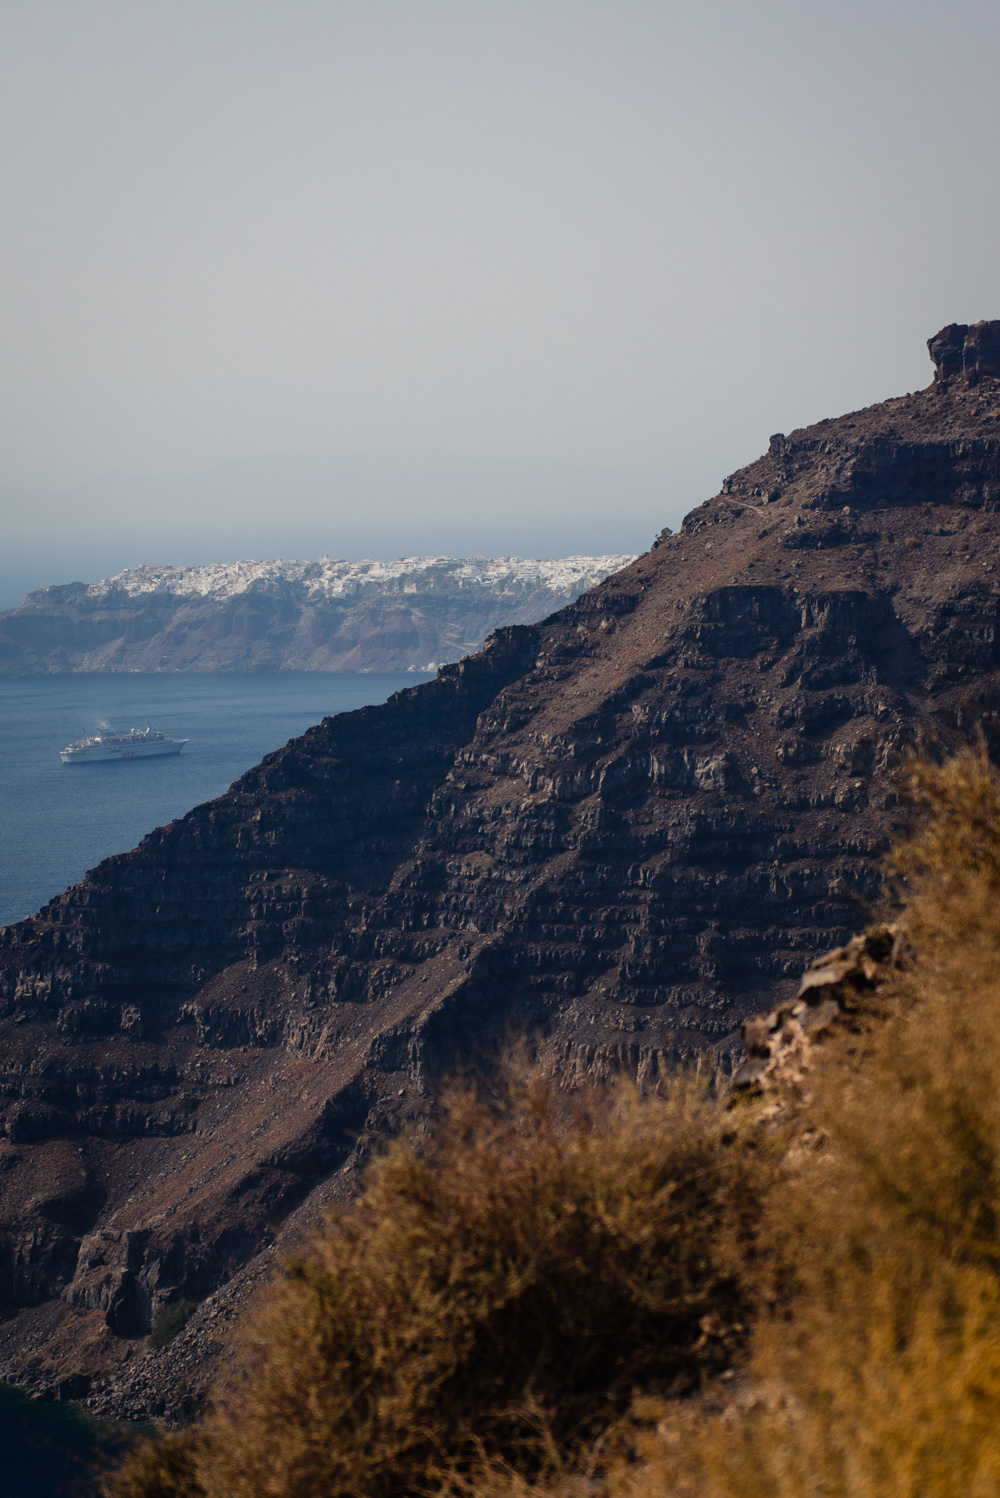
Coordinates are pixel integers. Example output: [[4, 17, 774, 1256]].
[[603, 1259, 1000, 1498], [103, 1431, 204, 1498], [597, 740, 1000, 1498], [110, 1067, 773, 1498], [890, 736, 1000, 928]]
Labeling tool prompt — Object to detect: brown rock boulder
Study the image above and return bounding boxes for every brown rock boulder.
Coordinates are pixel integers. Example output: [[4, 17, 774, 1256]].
[[928, 318, 1000, 385]]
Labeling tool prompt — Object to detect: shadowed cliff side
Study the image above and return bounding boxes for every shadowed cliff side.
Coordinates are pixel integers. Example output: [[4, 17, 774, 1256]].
[[4, 322, 1000, 1410]]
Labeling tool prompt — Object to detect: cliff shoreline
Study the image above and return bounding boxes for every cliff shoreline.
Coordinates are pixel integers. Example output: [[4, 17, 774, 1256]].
[[0, 555, 634, 676]]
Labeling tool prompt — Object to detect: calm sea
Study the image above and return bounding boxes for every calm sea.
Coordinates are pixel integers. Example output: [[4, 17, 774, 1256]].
[[0, 672, 417, 929]]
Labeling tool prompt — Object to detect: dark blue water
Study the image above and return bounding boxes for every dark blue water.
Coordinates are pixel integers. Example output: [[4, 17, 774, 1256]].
[[0, 673, 417, 928], [0, 1383, 141, 1498]]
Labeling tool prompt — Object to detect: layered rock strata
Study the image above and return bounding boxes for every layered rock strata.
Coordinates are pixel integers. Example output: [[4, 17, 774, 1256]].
[[3, 323, 1000, 1410]]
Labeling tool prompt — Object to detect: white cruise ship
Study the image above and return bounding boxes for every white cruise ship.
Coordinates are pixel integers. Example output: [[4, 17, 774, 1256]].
[[60, 726, 189, 764]]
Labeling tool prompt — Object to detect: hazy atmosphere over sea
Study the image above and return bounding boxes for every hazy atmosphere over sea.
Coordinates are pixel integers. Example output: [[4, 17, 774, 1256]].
[[2, 0, 1000, 609]]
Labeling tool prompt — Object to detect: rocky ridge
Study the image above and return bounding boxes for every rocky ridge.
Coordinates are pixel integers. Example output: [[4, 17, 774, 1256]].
[[0, 554, 634, 675], [3, 322, 1000, 1416], [731, 923, 899, 1110]]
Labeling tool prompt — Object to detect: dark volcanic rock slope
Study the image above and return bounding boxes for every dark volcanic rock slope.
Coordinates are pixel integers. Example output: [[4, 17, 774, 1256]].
[[4, 323, 1000, 1405]]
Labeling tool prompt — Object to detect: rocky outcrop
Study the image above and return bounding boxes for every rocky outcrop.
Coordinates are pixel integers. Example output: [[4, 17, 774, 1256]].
[[928, 318, 1000, 386], [0, 555, 633, 675], [732, 924, 899, 1106], [4, 328, 1000, 1413]]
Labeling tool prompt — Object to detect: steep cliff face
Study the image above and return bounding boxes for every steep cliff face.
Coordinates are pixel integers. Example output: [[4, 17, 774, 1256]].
[[0, 555, 633, 675], [4, 325, 1000, 1410]]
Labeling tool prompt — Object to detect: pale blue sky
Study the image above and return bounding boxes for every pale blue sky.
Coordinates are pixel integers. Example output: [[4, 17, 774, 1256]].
[[2, 0, 999, 606]]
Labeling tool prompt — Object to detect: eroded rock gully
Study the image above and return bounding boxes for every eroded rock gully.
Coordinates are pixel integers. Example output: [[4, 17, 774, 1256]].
[[4, 324, 1000, 1417]]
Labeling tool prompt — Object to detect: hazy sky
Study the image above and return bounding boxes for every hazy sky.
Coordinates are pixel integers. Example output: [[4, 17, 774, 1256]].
[[2, 0, 999, 607]]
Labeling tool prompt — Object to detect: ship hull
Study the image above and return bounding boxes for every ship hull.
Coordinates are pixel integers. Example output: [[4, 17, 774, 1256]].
[[61, 739, 188, 764]]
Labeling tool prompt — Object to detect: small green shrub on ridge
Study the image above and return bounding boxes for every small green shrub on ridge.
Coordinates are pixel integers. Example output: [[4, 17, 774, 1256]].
[[149, 1301, 198, 1352]]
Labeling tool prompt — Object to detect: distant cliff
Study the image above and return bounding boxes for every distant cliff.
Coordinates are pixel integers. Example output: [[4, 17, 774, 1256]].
[[0, 555, 635, 675]]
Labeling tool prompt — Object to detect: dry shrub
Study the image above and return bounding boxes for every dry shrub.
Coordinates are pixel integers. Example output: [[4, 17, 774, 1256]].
[[110, 1067, 772, 1498], [104, 1431, 204, 1498], [599, 740, 1000, 1498]]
